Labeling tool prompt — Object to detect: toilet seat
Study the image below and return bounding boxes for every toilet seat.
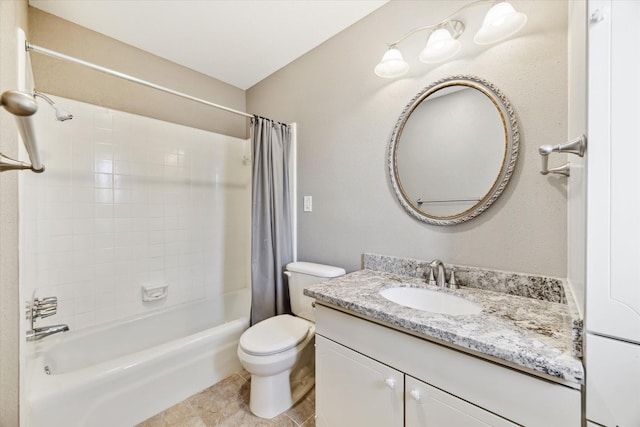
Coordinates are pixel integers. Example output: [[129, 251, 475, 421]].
[[240, 315, 311, 356]]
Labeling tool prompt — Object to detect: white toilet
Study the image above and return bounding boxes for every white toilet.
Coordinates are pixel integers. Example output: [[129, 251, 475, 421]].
[[238, 261, 345, 419]]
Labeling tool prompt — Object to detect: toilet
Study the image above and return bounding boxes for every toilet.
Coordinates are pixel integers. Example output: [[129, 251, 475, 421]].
[[238, 261, 345, 419]]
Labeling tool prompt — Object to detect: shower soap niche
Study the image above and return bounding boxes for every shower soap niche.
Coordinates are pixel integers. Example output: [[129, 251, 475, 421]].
[[142, 284, 168, 302]]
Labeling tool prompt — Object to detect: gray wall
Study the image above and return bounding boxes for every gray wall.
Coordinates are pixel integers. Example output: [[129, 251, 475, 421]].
[[28, 7, 248, 139], [247, 0, 569, 276], [1, 2, 28, 425]]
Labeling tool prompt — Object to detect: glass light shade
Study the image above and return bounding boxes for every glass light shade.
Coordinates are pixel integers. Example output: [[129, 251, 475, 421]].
[[474, 1, 527, 45], [418, 28, 461, 64], [374, 47, 410, 78]]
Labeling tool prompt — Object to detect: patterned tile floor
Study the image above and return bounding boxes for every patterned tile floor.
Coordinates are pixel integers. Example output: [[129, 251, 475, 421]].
[[136, 370, 316, 427]]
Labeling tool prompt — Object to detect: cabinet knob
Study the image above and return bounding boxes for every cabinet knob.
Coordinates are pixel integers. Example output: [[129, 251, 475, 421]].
[[384, 378, 396, 390], [590, 9, 606, 23], [409, 389, 421, 402]]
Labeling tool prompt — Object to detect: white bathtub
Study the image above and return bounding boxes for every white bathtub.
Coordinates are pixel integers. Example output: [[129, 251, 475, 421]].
[[26, 289, 250, 427]]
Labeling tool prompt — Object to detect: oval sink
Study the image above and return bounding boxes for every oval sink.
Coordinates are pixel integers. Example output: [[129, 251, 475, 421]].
[[380, 287, 482, 315]]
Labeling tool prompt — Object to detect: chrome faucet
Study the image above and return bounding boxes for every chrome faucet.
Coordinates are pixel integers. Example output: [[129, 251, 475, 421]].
[[25, 294, 69, 341], [26, 324, 69, 341], [429, 259, 447, 288]]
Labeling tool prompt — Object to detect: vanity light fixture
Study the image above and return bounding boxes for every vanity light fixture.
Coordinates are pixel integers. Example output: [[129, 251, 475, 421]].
[[419, 21, 465, 64], [374, 0, 527, 78]]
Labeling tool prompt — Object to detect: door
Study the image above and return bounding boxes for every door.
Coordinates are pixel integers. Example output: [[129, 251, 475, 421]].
[[586, 0, 640, 343], [315, 335, 403, 427], [586, 1, 640, 425], [405, 376, 517, 427]]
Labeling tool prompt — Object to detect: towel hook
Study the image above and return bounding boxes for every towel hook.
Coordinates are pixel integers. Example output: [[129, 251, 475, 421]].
[[539, 134, 586, 177], [0, 90, 45, 173]]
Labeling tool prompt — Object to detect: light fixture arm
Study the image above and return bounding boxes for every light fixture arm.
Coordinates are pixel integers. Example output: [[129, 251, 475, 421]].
[[385, 0, 494, 47]]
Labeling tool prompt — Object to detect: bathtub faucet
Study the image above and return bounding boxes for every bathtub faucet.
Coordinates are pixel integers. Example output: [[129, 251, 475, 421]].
[[25, 293, 69, 341], [26, 324, 69, 341]]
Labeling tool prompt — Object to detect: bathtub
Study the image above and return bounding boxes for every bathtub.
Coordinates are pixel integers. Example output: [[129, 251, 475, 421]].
[[26, 289, 250, 427]]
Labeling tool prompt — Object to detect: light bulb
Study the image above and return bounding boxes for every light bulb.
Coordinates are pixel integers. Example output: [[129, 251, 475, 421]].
[[474, 1, 527, 45], [419, 28, 461, 64], [374, 47, 410, 78]]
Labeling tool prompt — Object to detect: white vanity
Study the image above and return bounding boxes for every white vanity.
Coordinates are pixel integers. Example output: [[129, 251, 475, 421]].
[[305, 254, 583, 427]]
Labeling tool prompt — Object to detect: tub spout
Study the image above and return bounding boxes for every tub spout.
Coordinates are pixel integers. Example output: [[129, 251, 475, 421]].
[[26, 324, 69, 342]]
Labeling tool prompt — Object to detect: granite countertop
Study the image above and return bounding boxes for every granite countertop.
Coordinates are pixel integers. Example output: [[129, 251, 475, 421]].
[[305, 268, 584, 385]]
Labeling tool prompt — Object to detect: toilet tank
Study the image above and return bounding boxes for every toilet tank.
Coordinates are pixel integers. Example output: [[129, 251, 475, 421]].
[[286, 262, 345, 322]]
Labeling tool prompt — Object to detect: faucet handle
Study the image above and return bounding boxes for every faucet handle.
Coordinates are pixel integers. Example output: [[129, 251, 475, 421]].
[[448, 269, 459, 290], [37, 300, 57, 309], [36, 306, 57, 318], [26, 295, 59, 324], [427, 267, 437, 286]]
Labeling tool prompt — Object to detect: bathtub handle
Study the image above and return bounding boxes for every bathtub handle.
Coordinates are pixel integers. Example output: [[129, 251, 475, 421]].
[[26, 294, 59, 324]]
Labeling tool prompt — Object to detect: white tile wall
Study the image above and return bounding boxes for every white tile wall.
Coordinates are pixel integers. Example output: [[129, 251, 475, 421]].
[[20, 95, 251, 331]]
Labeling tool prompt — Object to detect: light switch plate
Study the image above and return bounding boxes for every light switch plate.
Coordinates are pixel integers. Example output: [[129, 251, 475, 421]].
[[303, 196, 312, 212]]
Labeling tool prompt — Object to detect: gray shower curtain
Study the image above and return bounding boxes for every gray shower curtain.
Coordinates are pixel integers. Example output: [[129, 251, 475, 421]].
[[250, 116, 294, 325]]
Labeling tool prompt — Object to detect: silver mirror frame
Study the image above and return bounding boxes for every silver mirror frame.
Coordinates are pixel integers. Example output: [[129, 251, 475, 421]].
[[388, 75, 519, 226]]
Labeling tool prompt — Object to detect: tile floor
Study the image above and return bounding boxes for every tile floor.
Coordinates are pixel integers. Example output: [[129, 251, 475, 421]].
[[136, 370, 316, 427]]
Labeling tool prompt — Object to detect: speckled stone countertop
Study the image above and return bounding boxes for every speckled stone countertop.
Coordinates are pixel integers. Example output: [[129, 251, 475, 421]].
[[305, 258, 584, 385]]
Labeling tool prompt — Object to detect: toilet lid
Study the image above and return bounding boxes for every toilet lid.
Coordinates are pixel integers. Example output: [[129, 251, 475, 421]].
[[240, 315, 311, 356]]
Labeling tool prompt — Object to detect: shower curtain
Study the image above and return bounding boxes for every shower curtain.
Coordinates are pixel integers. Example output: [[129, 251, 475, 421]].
[[250, 116, 294, 325]]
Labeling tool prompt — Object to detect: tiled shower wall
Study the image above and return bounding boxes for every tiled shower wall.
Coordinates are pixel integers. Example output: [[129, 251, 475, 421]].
[[20, 95, 251, 331]]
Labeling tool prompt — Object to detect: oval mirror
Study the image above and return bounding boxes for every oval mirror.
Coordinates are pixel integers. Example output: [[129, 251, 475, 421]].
[[388, 75, 519, 225]]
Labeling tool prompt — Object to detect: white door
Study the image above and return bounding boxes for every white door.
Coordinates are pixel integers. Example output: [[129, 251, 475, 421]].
[[586, 0, 640, 343], [405, 376, 517, 427], [315, 335, 403, 427]]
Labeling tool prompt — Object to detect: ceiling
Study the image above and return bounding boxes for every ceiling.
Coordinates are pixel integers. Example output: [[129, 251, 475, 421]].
[[28, 0, 389, 90]]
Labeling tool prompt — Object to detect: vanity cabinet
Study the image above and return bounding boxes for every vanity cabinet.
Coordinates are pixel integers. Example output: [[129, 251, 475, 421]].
[[316, 335, 403, 427], [315, 304, 581, 427], [404, 376, 517, 427], [317, 334, 517, 427]]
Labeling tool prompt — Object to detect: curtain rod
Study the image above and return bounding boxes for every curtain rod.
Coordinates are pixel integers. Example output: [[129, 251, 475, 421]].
[[26, 41, 254, 120]]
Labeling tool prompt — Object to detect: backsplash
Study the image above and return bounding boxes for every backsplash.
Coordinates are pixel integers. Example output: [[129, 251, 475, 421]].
[[363, 253, 567, 304]]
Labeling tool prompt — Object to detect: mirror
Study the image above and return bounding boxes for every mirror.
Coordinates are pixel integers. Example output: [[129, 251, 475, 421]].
[[388, 75, 519, 225]]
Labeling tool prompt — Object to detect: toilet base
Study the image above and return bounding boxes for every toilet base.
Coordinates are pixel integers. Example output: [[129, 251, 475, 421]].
[[249, 369, 293, 419], [290, 363, 315, 406], [249, 363, 315, 419]]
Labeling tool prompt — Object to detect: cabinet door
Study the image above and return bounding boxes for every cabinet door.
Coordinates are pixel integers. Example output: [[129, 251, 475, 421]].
[[315, 335, 403, 427], [586, 334, 640, 426], [405, 376, 517, 427]]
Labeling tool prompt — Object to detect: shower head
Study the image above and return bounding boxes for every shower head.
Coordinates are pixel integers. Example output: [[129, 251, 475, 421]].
[[53, 105, 73, 122], [33, 91, 73, 121]]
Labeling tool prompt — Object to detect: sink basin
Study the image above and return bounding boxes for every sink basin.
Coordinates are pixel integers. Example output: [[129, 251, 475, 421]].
[[380, 287, 482, 315]]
